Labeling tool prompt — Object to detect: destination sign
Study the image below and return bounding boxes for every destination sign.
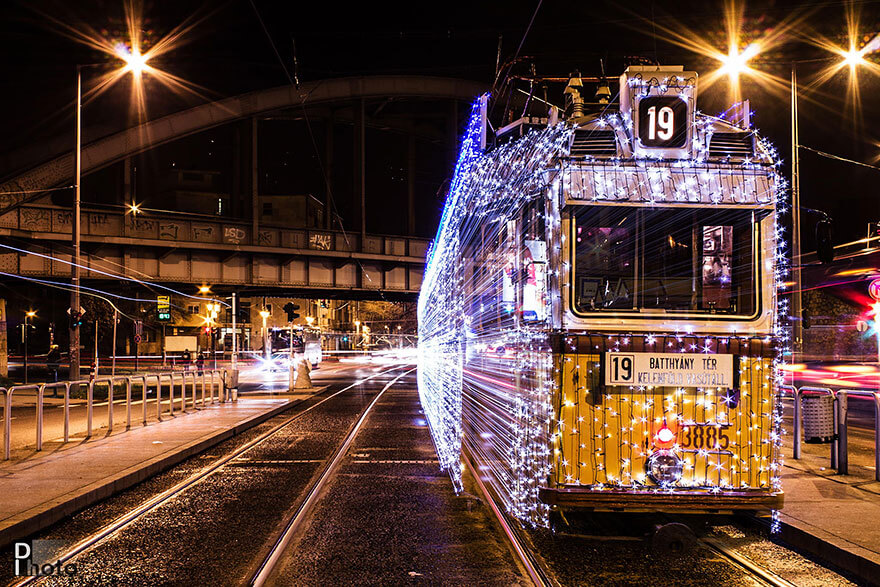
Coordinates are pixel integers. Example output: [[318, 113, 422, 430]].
[[604, 352, 734, 387]]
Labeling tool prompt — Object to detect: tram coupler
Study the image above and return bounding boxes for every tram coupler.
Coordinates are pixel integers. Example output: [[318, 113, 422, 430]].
[[649, 522, 697, 554]]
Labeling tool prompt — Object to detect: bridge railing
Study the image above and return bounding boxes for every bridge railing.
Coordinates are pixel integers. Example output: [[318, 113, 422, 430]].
[[9, 204, 430, 259], [782, 384, 880, 481], [1, 369, 232, 460]]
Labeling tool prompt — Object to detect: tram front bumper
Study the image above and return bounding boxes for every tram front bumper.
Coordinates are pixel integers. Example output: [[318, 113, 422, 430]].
[[539, 487, 784, 514]]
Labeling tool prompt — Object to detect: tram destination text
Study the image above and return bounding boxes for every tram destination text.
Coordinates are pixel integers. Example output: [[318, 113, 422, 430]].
[[604, 352, 734, 387]]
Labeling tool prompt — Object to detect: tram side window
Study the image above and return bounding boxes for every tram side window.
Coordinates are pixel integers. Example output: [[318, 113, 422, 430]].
[[521, 198, 548, 322], [573, 207, 636, 310]]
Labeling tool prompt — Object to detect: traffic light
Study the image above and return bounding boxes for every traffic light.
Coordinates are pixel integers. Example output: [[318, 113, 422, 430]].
[[70, 310, 83, 328], [283, 302, 301, 322]]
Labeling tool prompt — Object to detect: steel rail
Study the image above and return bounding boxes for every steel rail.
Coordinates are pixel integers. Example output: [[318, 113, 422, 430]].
[[702, 537, 796, 587], [462, 449, 555, 587], [13, 364, 409, 587], [250, 367, 417, 587]]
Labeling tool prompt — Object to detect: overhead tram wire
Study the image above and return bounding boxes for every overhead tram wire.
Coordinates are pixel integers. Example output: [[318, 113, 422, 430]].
[[247, 0, 387, 298], [490, 0, 544, 117], [798, 144, 880, 173], [0, 242, 230, 307], [0, 272, 140, 320], [0, 234, 217, 314]]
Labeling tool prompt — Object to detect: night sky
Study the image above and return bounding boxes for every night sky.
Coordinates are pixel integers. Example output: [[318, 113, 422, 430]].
[[1, 0, 879, 247]]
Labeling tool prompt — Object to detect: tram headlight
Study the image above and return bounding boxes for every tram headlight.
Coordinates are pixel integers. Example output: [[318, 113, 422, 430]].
[[646, 450, 684, 485]]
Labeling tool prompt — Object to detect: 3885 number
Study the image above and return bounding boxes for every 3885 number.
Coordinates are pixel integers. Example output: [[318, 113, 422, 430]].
[[680, 425, 730, 450]]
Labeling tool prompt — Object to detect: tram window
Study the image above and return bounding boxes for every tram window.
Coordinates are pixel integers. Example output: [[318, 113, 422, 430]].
[[572, 206, 756, 316], [641, 214, 696, 310], [572, 207, 636, 310]]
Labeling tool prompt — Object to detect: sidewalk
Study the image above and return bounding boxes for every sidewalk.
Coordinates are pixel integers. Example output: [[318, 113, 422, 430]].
[[0, 397, 296, 548], [779, 421, 880, 584]]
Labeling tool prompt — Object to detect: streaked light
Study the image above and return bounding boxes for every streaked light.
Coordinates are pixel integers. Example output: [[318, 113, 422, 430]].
[[114, 42, 151, 78], [827, 365, 876, 374], [841, 46, 868, 69], [834, 267, 876, 276], [718, 42, 761, 82]]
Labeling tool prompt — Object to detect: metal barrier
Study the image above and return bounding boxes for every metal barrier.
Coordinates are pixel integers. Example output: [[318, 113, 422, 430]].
[[1, 369, 232, 460], [786, 384, 880, 482]]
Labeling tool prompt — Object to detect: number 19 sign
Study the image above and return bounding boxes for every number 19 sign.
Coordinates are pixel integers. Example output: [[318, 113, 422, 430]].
[[637, 96, 687, 148], [605, 351, 734, 388]]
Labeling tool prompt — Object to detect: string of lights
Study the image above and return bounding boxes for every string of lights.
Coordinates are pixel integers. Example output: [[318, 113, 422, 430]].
[[419, 80, 787, 529]]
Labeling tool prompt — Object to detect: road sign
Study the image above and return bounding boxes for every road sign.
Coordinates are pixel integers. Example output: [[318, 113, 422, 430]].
[[134, 334, 142, 344], [135, 320, 143, 336], [157, 295, 171, 321], [870, 279, 880, 301]]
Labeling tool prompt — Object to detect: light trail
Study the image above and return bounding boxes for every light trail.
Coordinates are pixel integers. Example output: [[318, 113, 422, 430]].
[[0, 242, 229, 306]]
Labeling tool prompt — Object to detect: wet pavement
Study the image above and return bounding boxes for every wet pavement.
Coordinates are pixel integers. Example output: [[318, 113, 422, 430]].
[[265, 384, 528, 586], [0, 363, 863, 586]]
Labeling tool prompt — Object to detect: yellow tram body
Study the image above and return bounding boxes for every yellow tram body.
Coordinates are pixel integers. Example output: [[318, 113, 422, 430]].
[[544, 343, 781, 512]]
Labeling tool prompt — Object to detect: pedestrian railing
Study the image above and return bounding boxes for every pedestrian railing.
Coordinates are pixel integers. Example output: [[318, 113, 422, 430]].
[[1, 369, 234, 460], [782, 384, 880, 481]]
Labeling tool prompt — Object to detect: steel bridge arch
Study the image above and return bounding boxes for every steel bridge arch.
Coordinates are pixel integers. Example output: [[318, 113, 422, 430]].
[[1, 75, 486, 196]]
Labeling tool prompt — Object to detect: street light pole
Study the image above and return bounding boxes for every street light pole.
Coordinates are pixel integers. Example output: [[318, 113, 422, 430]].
[[24, 312, 34, 384], [70, 66, 82, 382], [791, 63, 803, 358], [111, 307, 118, 376], [232, 292, 237, 371], [260, 309, 270, 360]]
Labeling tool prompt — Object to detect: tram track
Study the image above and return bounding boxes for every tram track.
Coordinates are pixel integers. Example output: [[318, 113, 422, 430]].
[[11, 364, 410, 587], [462, 449, 557, 587], [701, 537, 796, 587], [462, 447, 800, 587], [249, 368, 416, 586]]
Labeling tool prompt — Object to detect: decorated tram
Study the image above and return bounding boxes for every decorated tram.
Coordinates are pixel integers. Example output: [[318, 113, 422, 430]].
[[418, 64, 786, 529]]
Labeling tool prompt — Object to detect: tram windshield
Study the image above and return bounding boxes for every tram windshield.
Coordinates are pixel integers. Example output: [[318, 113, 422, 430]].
[[571, 205, 759, 316]]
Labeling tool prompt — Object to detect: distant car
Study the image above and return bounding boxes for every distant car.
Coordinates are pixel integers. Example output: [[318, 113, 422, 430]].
[[262, 352, 290, 372]]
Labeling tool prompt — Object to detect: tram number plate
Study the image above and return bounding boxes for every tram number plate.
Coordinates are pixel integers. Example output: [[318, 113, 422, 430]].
[[604, 352, 733, 387], [680, 424, 731, 450]]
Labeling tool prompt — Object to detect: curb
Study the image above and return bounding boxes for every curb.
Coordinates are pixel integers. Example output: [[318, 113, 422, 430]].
[[0, 400, 294, 548], [778, 516, 880, 586]]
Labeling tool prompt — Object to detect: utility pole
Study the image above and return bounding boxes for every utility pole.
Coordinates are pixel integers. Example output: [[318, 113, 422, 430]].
[[93, 318, 99, 376], [111, 308, 118, 376], [69, 67, 82, 382], [0, 299, 7, 379], [791, 63, 803, 359], [232, 292, 237, 371]]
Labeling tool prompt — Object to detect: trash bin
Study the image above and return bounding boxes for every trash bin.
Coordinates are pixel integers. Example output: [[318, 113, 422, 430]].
[[802, 394, 834, 442], [226, 369, 239, 401]]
